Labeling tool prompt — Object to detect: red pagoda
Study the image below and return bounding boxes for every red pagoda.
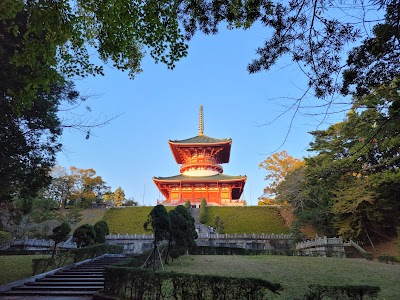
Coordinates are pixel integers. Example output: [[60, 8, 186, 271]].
[[153, 106, 246, 206]]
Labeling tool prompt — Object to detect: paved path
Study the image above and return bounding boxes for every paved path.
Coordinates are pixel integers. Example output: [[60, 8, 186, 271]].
[[0, 256, 125, 299]]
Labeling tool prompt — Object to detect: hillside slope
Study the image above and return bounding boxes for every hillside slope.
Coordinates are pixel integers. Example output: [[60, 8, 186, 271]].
[[204, 206, 290, 234]]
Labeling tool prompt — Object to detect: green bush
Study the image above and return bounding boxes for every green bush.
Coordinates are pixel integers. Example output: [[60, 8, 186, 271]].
[[303, 284, 380, 300], [73, 224, 96, 247], [94, 220, 109, 243], [32, 257, 56, 275], [363, 252, 373, 261], [31, 244, 123, 275], [0, 231, 12, 243], [103, 266, 283, 299], [72, 243, 123, 262], [378, 254, 396, 264], [190, 246, 293, 256], [199, 199, 207, 224]]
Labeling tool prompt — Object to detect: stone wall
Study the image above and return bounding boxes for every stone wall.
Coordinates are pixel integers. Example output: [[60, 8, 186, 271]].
[[106, 233, 293, 254]]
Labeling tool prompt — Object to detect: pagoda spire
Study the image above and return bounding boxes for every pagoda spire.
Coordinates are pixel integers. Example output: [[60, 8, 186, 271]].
[[198, 105, 204, 136]]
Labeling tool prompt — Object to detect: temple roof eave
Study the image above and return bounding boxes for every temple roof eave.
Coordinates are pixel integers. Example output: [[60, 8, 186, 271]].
[[153, 174, 247, 183], [168, 135, 232, 145], [168, 136, 232, 164]]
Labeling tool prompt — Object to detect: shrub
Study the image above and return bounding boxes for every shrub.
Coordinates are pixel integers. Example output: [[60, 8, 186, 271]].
[[72, 243, 123, 262], [94, 220, 109, 243], [0, 231, 12, 243], [378, 254, 396, 264], [103, 266, 283, 299], [190, 246, 293, 256], [184, 200, 191, 210], [31, 244, 123, 275], [199, 198, 207, 223], [49, 222, 71, 257], [32, 257, 56, 276], [363, 252, 373, 261], [73, 224, 96, 247], [303, 284, 380, 299]]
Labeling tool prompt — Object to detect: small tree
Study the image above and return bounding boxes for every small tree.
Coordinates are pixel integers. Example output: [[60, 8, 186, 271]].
[[123, 199, 138, 206], [166, 209, 188, 262], [73, 224, 96, 248], [114, 187, 126, 206], [184, 200, 191, 210], [175, 205, 197, 251], [49, 222, 71, 257], [199, 199, 207, 224], [143, 205, 170, 270], [94, 220, 109, 243], [213, 216, 221, 229], [165, 205, 197, 263], [64, 206, 83, 225], [217, 219, 225, 234]]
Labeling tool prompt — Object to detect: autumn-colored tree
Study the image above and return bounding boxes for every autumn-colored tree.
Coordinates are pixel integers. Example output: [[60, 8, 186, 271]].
[[46, 166, 110, 208], [68, 167, 109, 207], [113, 187, 126, 207], [259, 151, 304, 205]]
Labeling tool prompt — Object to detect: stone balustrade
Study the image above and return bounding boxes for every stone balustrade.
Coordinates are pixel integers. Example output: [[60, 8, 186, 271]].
[[106, 233, 293, 254], [12, 238, 77, 250]]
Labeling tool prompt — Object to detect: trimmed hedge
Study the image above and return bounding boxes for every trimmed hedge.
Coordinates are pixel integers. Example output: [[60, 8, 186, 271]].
[[104, 266, 283, 299], [190, 246, 294, 256], [32, 243, 123, 275], [72, 243, 123, 262], [303, 284, 380, 300], [378, 255, 397, 264]]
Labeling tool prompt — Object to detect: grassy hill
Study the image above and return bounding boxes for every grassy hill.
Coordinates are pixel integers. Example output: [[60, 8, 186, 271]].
[[72, 206, 289, 234], [204, 206, 290, 234], [103, 207, 153, 234]]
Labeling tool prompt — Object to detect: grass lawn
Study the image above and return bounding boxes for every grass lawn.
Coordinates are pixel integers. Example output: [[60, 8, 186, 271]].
[[205, 206, 290, 234], [0, 255, 49, 285], [103, 207, 174, 234], [165, 255, 400, 299]]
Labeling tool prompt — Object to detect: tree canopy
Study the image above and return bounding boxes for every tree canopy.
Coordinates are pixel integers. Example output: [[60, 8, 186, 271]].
[[259, 151, 304, 204], [276, 78, 400, 239]]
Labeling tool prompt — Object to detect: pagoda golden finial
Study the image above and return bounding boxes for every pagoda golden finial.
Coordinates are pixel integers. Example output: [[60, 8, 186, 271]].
[[199, 105, 204, 136]]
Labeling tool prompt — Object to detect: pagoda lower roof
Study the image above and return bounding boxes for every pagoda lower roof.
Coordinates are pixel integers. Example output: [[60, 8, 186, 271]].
[[169, 135, 231, 144], [153, 173, 246, 182]]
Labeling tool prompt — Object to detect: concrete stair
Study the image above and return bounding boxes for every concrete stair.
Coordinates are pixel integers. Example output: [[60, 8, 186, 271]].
[[0, 255, 125, 298]]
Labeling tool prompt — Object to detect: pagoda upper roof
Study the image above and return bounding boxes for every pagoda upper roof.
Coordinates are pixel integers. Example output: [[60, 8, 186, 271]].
[[153, 173, 246, 182], [169, 135, 231, 145], [168, 135, 232, 164]]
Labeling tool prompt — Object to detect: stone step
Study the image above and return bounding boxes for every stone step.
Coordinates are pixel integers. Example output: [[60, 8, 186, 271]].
[[68, 267, 105, 271], [0, 290, 97, 296], [26, 281, 103, 286], [56, 272, 103, 276], [37, 277, 104, 282], [60, 269, 104, 273], [76, 265, 105, 268], [13, 285, 102, 291], [50, 274, 103, 278]]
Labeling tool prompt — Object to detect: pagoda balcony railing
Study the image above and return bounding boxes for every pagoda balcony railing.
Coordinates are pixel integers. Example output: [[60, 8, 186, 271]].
[[180, 163, 223, 174]]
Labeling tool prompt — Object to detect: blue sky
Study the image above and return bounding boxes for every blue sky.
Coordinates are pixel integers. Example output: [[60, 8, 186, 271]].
[[56, 24, 349, 206]]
